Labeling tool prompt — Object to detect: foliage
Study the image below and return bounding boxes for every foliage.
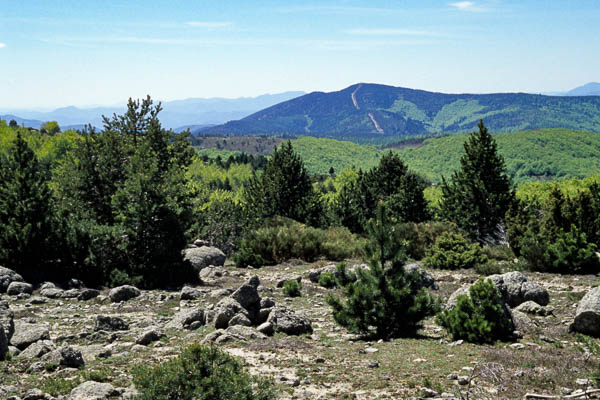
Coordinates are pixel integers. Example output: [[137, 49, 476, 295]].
[[54, 97, 198, 288], [394, 221, 460, 260], [436, 279, 514, 343], [326, 202, 438, 339], [440, 120, 516, 244], [474, 261, 504, 276], [244, 141, 321, 225], [197, 196, 250, 257], [282, 280, 302, 297], [318, 272, 338, 288], [132, 344, 275, 400], [233, 217, 364, 267], [40, 121, 60, 135], [423, 232, 487, 270], [0, 133, 62, 282], [507, 185, 600, 273]]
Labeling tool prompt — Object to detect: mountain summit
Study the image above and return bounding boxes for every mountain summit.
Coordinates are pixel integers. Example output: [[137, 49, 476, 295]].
[[203, 83, 600, 137]]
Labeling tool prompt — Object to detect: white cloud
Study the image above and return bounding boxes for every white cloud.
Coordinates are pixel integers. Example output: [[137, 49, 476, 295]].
[[185, 21, 232, 29], [0, 43, 6, 49], [345, 28, 438, 37], [450, 1, 475, 10]]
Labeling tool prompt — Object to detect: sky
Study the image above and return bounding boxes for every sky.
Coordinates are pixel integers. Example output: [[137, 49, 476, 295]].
[[1, 0, 599, 109]]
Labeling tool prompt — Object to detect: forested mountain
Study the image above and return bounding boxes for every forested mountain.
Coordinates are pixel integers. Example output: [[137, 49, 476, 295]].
[[203, 83, 600, 137]]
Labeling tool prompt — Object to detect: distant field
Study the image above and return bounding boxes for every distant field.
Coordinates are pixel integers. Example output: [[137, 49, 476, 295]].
[[194, 129, 600, 185]]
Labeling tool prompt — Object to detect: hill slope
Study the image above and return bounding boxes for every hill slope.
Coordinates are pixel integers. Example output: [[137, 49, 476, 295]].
[[203, 83, 600, 137]]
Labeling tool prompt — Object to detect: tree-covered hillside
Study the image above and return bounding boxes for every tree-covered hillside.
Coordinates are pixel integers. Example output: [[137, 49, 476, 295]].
[[203, 83, 600, 137]]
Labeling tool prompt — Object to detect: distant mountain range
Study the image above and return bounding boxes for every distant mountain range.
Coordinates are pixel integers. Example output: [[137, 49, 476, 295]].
[[546, 82, 600, 96], [203, 83, 600, 137], [0, 91, 304, 131]]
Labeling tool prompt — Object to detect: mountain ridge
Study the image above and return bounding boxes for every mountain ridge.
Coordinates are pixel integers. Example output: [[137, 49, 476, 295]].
[[202, 83, 600, 137]]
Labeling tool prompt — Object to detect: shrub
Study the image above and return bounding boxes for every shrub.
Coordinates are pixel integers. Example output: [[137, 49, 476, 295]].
[[327, 202, 438, 339], [282, 280, 302, 297], [234, 217, 364, 267], [436, 279, 514, 343], [132, 344, 275, 400], [318, 272, 337, 288], [395, 221, 460, 260], [474, 261, 503, 276], [423, 231, 487, 270]]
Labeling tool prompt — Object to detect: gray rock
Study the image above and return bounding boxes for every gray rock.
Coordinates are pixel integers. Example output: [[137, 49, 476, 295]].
[[305, 264, 338, 283], [180, 286, 204, 300], [210, 288, 232, 298], [267, 306, 313, 335], [446, 286, 470, 310], [257, 321, 275, 336], [78, 289, 100, 301], [487, 271, 549, 307], [0, 266, 24, 293], [212, 298, 247, 329], [11, 322, 50, 350], [194, 239, 210, 247], [225, 325, 267, 341], [276, 274, 302, 288], [19, 340, 55, 358], [231, 276, 261, 322], [40, 287, 64, 298], [511, 310, 536, 333], [404, 263, 437, 289], [108, 285, 141, 302], [22, 388, 50, 400], [61, 288, 81, 299], [7, 281, 33, 295], [41, 346, 85, 368], [572, 287, 600, 337], [0, 325, 7, 360], [183, 246, 226, 271], [136, 327, 165, 345], [0, 300, 14, 342], [228, 313, 252, 327], [165, 309, 205, 330], [199, 266, 225, 279], [28, 296, 47, 305], [260, 297, 276, 309], [257, 307, 273, 324], [514, 300, 551, 316], [201, 329, 226, 344], [69, 381, 119, 400], [94, 316, 129, 332]]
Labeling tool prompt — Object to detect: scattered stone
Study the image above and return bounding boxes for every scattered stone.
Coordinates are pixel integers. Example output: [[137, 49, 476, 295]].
[[404, 263, 437, 289], [257, 321, 275, 336], [0, 325, 7, 360], [39, 287, 64, 299], [267, 306, 313, 335], [199, 266, 225, 279], [184, 246, 226, 272], [571, 287, 600, 337], [209, 288, 232, 298], [260, 297, 276, 309], [28, 296, 47, 305], [511, 310, 537, 333], [70, 381, 120, 400], [420, 387, 439, 398], [229, 313, 252, 327], [510, 343, 525, 349], [487, 271, 549, 307], [364, 347, 379, 353], [136, 327, 165, 345], [231, 276, 261, 323], [41, 346, 85, 368], [0, 266, 24, 293], [7, 281, 33, 295], [180, 286, 204, 300], [0, 300, 14, 341], [457, 376, 470, 385], [305, 264, 337, 283], [211, 297, 247, 329], [108, 285, 141, 302], [94, 315, 129, 332], [78, 289, 100, 301], [10, 322, 50, 350], [19, 340, 55, 358], [166, 308, 205, 330]]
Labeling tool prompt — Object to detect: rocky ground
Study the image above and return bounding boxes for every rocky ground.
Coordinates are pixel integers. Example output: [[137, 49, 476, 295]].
[[2, 252, 600, 400]]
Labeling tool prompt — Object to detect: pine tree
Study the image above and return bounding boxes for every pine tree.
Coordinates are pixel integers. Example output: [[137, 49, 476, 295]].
[[0, 133, 58, 281], [244, 141, 318, 224], [440, 120, 516, 244], [326, 201, 438, 339]]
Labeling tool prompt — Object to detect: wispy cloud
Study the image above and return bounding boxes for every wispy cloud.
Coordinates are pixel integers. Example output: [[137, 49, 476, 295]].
[[449, 1, 487, 11], [345, 28, 438, 37], [185, 21, 233, 29], [0, 43, 6, 49], [275, 5, 403, 15]]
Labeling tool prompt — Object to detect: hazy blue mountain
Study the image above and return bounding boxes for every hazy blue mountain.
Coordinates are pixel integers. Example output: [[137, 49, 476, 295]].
[[203, 83, 600, 137], [0, 91, 305, 130], [564, 82, 600, 96], [0, 115, 44, 129]]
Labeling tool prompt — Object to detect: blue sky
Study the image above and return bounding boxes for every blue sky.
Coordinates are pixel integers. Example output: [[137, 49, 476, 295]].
[[1, 0, 598, 108]]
